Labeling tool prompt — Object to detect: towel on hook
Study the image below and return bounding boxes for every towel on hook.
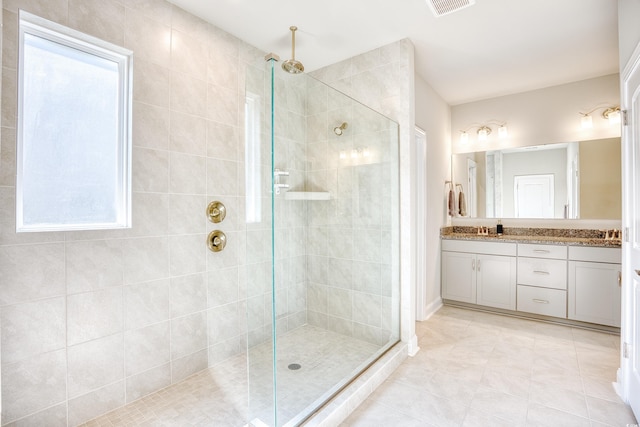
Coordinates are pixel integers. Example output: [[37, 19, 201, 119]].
[[448, 187, 456, 216], [458, 189, 467, 217]]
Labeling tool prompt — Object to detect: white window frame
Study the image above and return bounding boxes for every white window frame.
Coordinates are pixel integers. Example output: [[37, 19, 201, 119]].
[[16, 11, 133, 232]]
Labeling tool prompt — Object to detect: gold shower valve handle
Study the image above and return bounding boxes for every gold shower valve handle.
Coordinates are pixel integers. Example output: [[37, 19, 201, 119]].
[[207, 230, 227, 252], [206, 201, 226, 223]]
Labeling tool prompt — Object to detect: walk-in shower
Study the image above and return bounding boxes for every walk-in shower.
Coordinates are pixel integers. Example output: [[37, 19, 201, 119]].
[[242, 54, 401, 425]]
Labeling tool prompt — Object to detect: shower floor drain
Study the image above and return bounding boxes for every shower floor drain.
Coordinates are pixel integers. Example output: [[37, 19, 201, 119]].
[[288, 363, 301, 370]]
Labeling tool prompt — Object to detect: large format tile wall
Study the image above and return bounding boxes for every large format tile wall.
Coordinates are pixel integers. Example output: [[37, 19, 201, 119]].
[[243, 63, 309, 348], [304, 75, 398, 346], [0, 0, 263, 424], [309, 40, 413, 345]]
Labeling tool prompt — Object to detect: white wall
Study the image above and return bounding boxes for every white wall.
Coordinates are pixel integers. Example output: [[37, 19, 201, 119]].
[[414, 74, 451, 318], [618, 0, 640, 71], [451, 74, 621, 154]]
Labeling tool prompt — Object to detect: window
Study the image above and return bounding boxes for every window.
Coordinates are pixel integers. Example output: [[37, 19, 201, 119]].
[[16, 11, 133, 232]]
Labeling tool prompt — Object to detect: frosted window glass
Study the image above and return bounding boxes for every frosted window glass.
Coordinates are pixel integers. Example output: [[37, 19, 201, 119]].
[[17, 12, 132, 232]]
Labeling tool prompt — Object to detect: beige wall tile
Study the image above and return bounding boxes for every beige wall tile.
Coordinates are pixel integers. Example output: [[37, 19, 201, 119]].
[[0, 243, 65, 306], [67, 381, 125, 426], [67, 289, 123, 346], [170, 273, 207, 318], [125, 363, 171, 403], [124, 279, 170, 330], [66, 239, 123, 294], [1, 350, 67, 424], [124, 8, 171, 67], [132, 60, 171, 108], [125, 321, 170, 376], [171, 348, 208, 383], [169, 234, 207, 276], [122, 237, 170, 284], [67, 334, 124, 398], [132, 101, 170, 150], [171, 312, 207, 360], [1, 297, 66, 365], [68, 0, 125, 46]]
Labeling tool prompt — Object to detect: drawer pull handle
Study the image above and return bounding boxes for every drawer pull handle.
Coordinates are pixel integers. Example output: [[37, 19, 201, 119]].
[[533, 249, 551, 254], [533, 270, 550, 275], [472, 259, 475, 271], [532, 299, 550, 304]]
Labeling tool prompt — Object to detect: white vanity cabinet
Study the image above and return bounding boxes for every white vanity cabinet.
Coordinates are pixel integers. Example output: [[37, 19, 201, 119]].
[[568, 246, 622, 327], [516, 243, 568, 318], [442, 240, 517, 310], [441, 236, 622, 328]]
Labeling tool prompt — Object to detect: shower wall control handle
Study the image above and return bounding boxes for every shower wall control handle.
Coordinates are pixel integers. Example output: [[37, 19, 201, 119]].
[[274, 169, 289, 177], [206, 201, 226, 223], [207, 230, 227, 252]]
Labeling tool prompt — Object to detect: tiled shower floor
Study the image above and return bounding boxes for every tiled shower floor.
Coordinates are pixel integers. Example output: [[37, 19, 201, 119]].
[[81, 325, 380, 427]]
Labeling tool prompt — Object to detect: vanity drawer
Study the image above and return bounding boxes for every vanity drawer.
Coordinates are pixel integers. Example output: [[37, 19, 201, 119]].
[[518, 243, 567, 259], [568, 246, 621, 263], [517, 285, 567, 318], [442, 239, 516, 256], [517, 257, 567, 289]]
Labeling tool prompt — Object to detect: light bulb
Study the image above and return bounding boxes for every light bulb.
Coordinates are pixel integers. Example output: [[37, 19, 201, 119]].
[[607, 110, 621, 125], [478, 128, 489, 141], [498, 125, 508, 138], [581, 114, 593, 129], [460, 131, 469, 144]]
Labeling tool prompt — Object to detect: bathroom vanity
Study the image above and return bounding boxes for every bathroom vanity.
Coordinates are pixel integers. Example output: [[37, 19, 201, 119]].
[[441, 227, 621, 328]]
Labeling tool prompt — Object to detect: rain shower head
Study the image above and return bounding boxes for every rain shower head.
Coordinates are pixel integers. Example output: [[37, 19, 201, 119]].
[[282, 26, 304, 74], [334, 122, 348, 136]]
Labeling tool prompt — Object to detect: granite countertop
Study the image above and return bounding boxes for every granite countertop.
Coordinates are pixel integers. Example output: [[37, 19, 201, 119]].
[[441, 226, 622, 248]]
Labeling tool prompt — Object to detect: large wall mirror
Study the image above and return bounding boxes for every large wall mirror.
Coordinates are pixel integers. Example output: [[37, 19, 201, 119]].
[[452, 137, 621, 220]]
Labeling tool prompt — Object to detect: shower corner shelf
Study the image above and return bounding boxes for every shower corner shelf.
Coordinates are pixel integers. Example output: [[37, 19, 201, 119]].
[[284, 191, 330, 201]]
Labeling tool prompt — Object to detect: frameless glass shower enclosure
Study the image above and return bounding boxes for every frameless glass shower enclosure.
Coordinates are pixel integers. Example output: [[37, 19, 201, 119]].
[[243, 55, 400, 426]]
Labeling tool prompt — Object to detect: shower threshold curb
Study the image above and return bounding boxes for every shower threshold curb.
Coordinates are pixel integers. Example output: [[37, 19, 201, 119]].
[[301, 341, 409, 426]]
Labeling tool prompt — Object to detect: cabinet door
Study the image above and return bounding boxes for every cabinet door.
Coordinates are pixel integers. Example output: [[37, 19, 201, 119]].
[[568, 261, 621, 327], [477, 254, 517, 310], [442, 251, 476, 304]]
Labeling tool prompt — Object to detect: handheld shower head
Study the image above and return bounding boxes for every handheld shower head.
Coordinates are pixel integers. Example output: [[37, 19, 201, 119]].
[[334, 122, 348, 136], [282, 26, 304, 74]]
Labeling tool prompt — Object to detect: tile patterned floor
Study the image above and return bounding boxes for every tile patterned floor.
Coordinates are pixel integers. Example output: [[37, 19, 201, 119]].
[[342, 306, 639, 427], [81, 325, 379, 426]]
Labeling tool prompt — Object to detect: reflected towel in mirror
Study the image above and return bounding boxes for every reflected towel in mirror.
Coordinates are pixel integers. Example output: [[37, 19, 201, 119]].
[[458, 188, 467, 216]]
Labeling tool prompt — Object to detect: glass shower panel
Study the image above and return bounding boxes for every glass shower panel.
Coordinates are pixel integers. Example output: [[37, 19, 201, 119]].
[[244, 55, 400, 427], [244, 58, 277, 426]]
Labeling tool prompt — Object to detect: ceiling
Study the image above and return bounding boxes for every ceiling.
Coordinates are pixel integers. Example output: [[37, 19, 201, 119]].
[[165, 0, 619, 106]]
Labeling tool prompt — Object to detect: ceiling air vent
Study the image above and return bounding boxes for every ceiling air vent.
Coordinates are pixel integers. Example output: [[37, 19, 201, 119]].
[[426, 0, 476, 17]]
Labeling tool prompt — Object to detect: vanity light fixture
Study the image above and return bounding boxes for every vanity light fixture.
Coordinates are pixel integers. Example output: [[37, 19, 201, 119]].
[[477, 126, 491, 141], [460, 131, 469, 144], [579, 105, 620, 129], [603, 106, 621, 125], [459, 122, 508, 144]]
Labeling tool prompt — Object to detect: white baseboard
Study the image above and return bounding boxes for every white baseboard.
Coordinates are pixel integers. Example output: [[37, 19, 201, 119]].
[[421, 297, 443, 321]]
